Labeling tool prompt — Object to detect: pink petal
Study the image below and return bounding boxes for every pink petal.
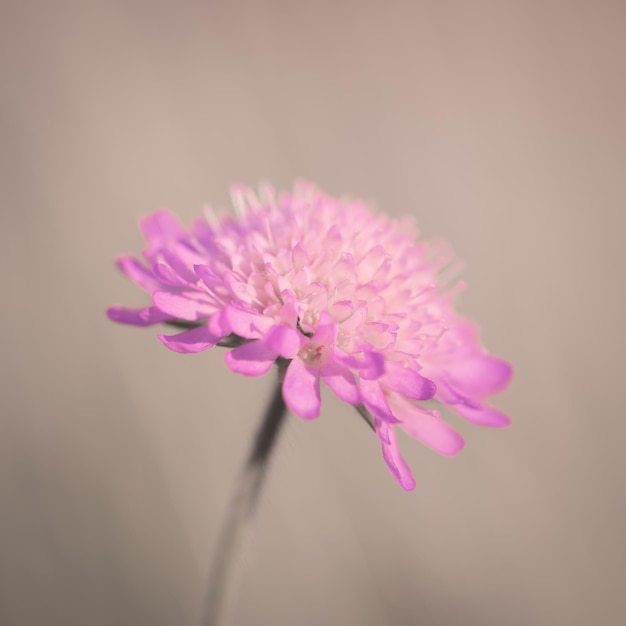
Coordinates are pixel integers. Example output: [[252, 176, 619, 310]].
[[453, 403, 511, 427], [447, 356, 513, 397], [381, 362, 437, 400], [116, 256, 161, 292], [224, 341, 277, 376], [387, 394, 465, 456], [336, 349, 385, 379], [359, 379, 400, 423], [283, 359, 321, 420], [320, 361, 361, 404], [157, 325, 219, 353], [140, 210, 185, 249], [376, 421, 416, 491], [106, 305, 172, 327], [152, 291, 215, 321], [152, 263, 191, 287], [208, 309, 232, 337], [224, 305, 274, 339], [265, 325, 306, 359]]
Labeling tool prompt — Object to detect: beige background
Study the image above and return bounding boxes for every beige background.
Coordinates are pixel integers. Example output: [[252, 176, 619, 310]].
[[1, 1, 625, 625]]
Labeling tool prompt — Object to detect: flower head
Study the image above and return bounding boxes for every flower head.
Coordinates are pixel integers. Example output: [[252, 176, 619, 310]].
[[108, 182, 512, 490]]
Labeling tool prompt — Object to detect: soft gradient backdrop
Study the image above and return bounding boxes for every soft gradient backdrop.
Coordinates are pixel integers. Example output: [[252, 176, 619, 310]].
[[1, 1, 625, 625]]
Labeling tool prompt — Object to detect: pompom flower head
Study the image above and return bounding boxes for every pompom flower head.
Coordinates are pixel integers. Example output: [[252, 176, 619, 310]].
[[108, 182, 512, 490]]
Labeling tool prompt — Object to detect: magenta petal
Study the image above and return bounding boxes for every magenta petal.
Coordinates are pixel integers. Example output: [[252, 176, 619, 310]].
[[376, 421, 416, 491], [336, 349, 385, 379], [152, 291, 215, 321], [106, 305, 172, 327], [224, 305, 274, 339], [388, 394, 465, 456], [157, 325, 219, 353], [447, 356, 513, 397], [283, 359, 321, 420], [359, 379, 400, 423], [224, 341, 277, 376], [381, 362, 436, 400], [265, 325, 305, 359], [152, 263, 191, 287], [140, 210, 185, 248], [116, 256, 161, 292], [321, 361, 361, 405], [454, 403, 511, 427]]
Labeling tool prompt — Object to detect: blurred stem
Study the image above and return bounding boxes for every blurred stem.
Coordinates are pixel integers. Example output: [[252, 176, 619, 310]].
[[201, 360, 289, 626]]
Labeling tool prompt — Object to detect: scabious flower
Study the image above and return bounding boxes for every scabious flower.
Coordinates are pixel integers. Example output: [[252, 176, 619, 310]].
[[108, 182, 512, 490]]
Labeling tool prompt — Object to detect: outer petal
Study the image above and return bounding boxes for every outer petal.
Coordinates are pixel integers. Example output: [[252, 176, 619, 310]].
[[140, 210, 185, 249], [453, 403, 511, 427], [157, 324, 220, 353], [446, 356, 513, 397], [224, 305, 274, 339], [381, 361, 437, 400], [283, 359, 321, 420], [152, 291, 216, 321], [106, 305, 172, 327], [359, 379, 400, 423], [387, 394, 465, 456], [376, 421, 416, 491], [152, 263, 192, 287], [116, 256, 161, 292], [224, 340, 277, 376], [265, 325, 306, 359], [320, 360, 361, 405]]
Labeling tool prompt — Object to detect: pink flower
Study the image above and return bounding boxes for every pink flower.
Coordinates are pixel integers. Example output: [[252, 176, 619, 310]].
[[108, 182, 512, 490]]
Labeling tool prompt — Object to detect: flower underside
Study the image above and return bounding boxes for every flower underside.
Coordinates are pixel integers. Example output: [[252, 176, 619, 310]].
[[107, 182, 512, 490]]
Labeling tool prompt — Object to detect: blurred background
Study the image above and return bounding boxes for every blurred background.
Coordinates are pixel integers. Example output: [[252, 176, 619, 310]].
[[1, 1, 625, 625]]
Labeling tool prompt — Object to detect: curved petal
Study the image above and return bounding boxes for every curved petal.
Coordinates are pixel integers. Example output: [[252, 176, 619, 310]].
[[376, 421, 416, 491], [321, 361, 361, 405], [224, 340, 277, 376], [140, 210, 185, 249], [359, 379, 400, 423], [283, 359, 321, 420], [152, 291, 215, 321], [265, 325, 306, 359], [387, 394, 465, 456], [381, 361, 437, 400], [107, 305, 172, 327], [224, 305, 274, 339], [152, 263, 192, 287], [453, 403, 511, 427], [447, 355, 513, 397], [157, 324, 220, 353], [116, 256, 161, 292]]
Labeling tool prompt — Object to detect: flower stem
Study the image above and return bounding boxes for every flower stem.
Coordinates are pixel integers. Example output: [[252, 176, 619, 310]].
[[201, 362, 289, 626]]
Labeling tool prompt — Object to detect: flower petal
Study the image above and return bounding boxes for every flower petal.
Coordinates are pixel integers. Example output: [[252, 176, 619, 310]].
[[283, 359, 321, 420], [321, 361, 361, 405], [447, 356, 513, 397], [157, 325, 220, 353], [152, 263, 192, 287], [376, 421, 416, 491], [152, 291, 215, 321], [359, 378, 400, 423], [224, 340, 277, 376], [265, 325, 306, 359], [224, 305, 274, 339], [381, 361, 437, 400], [140, 210, 186, 249], [116, 256, 161, 292], [106, 305, 172, 327], [453, 403, 511, 427], [387, 394, 465, 456]]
